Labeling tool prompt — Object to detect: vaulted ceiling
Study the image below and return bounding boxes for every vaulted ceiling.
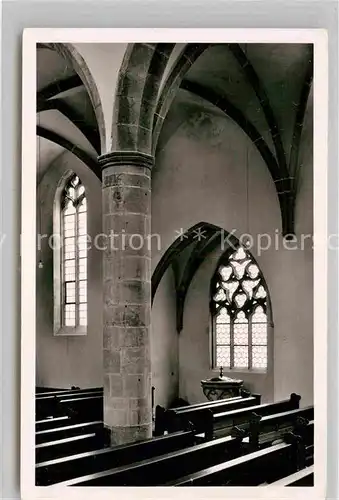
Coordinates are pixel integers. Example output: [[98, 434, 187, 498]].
[[36, 44, 101, 184]]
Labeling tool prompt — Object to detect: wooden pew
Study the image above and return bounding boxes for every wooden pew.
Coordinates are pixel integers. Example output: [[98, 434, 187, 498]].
[[165, 436, 305, 486], [206, 393, 301, 440], [36, 388, 102, 400], [36, 430, 198, 486], [164, 395, 262, 434], [172, 393, 261, 412], [36, 420, 104, 444], [36, 416, 71, 432], [154, 396, 246, 435], [47, 404, 313, 487], [52, 433, 249, 486], [36, 433, 101, 463], [36, 390, 103, 420], [36, 387, 65, 394], [58, 395, 103, 422], [245, 406, 314, 449], [268, 465, 314, 486], [36, 395, 103, 421]]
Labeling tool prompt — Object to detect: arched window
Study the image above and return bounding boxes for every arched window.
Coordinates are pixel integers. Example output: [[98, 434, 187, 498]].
[[210, 246, 271, 371], [60, 174, 87, 328]]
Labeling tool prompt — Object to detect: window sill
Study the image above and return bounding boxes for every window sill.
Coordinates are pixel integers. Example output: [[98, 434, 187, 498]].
[[212, 368, 267, 375], [54, 326, 87, 336]]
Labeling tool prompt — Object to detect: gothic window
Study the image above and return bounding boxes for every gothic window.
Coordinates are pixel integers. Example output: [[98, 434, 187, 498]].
[[61, 174, 87, 328], [210, 246, 270, 371]]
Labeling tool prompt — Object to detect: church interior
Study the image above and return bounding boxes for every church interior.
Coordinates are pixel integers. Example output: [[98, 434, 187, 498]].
[[35, 42, 314, 487]]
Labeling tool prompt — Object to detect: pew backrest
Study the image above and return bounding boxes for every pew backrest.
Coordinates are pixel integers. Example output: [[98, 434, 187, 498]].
[[247, 406, 314, 448], [36, 389, 103, 401], [53, 433, 244, 487], [58, 395, 103, 420], [36, 433, 100, 462], [165, 395, 262, 434], [209, 394, 301, 438], [165, 441, 296, 486], [36, 430, 196, 485], [36, 416, 70, 432], [36, 420, 103, 444]]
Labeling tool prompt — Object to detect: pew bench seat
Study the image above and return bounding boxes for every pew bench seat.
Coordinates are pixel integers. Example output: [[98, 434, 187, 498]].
[[165, 441, 300, 486], [268, 465, 314, 486]]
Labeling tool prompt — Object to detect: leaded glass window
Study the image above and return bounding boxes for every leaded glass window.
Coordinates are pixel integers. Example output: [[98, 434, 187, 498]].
[[61, 174, 87, 327], [211, 246, 270, 371]]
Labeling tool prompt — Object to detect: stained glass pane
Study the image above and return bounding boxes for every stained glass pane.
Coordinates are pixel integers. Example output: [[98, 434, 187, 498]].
[[252, 323, 267, 345], [64, 304, 76, 327], [67, 186, 75, 199], [232, 247, 247, 261], [216, 323, 230, 344], [79, 303, 87, 326], [63, 215, 76, 238], [234, 293, 247, 308], [252, 345, 267, 369], [216, 308, 230, 323], [64, 260, 76, 281], [78, 212, 87, 236], [79, 258, 87, 280], [234, 323, 249, 345], [214, 289, 226, 302], [65, 282, 76, 303], [255, 286, 267, 299], [64, 200, 76, 215], [78, 235, 88, 249], [222, 281, 238, 301], [216, 345, 230, 367], [235, 311, 247, 322], [252, 306, 267, 323], [219, 266, 232, 281], [79, 198, 87, 213], [242, 279, 260, 298], [232, 260, 250, 279], [79, 280, 87, 304], [247, 264, 259, 278], [64, 214, 75, 227], [64, 237, 75, 259], [71, 175, 79, 187], [234, 346, 248, 368]]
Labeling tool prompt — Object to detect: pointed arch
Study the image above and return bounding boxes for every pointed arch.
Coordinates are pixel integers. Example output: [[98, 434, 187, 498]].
[[53, 170, 88, 335], [210, 244, 273, 371], [39, 42, 106, 153]]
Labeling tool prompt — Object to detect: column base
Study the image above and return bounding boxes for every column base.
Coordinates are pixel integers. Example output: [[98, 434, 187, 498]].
[[106, 423, 152, 446]]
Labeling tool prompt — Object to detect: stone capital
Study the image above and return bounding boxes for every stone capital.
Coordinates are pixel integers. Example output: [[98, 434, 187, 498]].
[[99, 151, 154, 171]]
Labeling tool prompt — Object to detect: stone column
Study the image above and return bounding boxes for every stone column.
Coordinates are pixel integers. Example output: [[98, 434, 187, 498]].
[[99, 151, 153, 446]]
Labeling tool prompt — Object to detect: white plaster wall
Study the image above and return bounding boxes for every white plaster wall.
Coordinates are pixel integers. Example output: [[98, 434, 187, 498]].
[[273, 88, 314, 406], [151, 268, 179, 408], [36, 151, 103, 389], [151, 102, 313, 406]]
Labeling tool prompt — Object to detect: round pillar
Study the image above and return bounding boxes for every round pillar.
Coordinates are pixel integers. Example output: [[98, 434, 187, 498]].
[[99, 151, 153, 445]]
